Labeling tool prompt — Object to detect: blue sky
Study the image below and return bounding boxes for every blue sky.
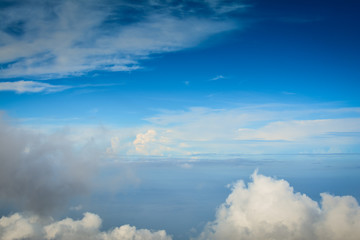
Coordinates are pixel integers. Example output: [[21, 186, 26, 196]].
[[1, 0, 360, 155], [0, 1, 360, 240]]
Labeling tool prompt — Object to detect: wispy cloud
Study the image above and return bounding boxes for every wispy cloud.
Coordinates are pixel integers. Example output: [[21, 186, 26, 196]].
[[210, 75, 225, 81], [0, 80, 70, 93], [0, 81, 122, 94], [0, 0, 246, 79]]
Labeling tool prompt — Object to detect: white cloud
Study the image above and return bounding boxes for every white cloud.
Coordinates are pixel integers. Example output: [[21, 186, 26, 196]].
[[132, 129, 173, 155], [0, 0, 244, 79], [0, 212, 172, 240], [0, 80, 69, 93], [198, 171, 360, 240]]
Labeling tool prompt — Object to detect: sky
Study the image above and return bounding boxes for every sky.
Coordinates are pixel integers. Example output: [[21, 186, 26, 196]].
[[0, 0, 360, 239]]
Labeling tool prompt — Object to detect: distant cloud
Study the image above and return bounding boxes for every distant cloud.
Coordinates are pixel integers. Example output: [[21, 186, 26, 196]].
[[132, 129, 173, 155], [0, 80, 70, 93], [144, 105, 360, 154], [133, 129, 158, 154], [0, 0, 246, 79], [210, 75, 225, 81], [198, 171, 360, 240], [0, 212, 172, 240], [236, 118, 360, 141]]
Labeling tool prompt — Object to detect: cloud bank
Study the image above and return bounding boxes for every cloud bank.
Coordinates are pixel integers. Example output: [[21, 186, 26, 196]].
[[0, 212, 172, 240], [198, 172, 360, 240], [0, 0, 245, 78]]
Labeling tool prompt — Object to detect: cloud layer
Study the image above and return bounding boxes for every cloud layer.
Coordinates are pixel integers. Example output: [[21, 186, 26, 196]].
[[0, 0, 244, 78], [198, 172, 360, 240], [0, 212, 172, 240]]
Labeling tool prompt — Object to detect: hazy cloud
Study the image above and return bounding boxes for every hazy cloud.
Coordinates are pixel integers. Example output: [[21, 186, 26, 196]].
[[0, 114, 98, 215], [0, 212, 172, 240], [0, 0, 245, 79], [198, 172, 360, 240]]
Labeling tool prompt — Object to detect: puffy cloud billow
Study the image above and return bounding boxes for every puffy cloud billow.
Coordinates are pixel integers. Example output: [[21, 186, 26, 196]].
[[198, 171, 360, 240], [0, 212, 172, 240]]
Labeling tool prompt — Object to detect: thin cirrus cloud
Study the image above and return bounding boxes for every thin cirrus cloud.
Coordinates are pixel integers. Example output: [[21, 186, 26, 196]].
[[0, 80, 70, 93], [0, 0, 246, 79], [0, 80, 122, 94]]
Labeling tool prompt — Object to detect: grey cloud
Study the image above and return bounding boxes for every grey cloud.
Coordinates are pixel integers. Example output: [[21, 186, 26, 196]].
[[198, 171, 360, 240], [0, 114, 98, 215], [0, 0, 245, 79]]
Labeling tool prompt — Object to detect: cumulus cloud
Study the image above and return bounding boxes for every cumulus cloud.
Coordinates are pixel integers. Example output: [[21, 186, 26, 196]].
[[198, 171, 360, 240], [0, 80, 70, 93], [0, 212, 172, 240], [132, 129, 173, 155], [0, 0, 245, 79], [0, 114, 98, 214]]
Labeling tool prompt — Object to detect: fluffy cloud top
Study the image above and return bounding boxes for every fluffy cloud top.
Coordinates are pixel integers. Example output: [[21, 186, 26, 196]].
[[198, 171, 360, 240], [0, 0, 245, 78], [0, 212, 172, 240]]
